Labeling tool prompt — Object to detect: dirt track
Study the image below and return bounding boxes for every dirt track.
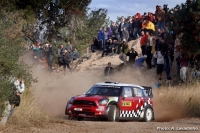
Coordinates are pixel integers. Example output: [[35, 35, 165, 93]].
[[1, 118, 200, 133], [1, 51, 200, 133]]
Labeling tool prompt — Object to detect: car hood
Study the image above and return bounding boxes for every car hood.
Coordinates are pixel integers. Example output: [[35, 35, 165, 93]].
[[74, 95, 107, 101]]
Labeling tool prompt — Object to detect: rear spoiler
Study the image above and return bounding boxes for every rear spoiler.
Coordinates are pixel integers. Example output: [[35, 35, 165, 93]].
[[142, 86, 153, 98]]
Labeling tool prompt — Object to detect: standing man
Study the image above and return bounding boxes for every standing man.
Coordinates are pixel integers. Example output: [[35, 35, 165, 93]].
[[63, 49, 73, 75], [66, 41, 72, 54], [47, 43, 54, 72], [118, 16, 125, 42], [157, 6, 165, 30]]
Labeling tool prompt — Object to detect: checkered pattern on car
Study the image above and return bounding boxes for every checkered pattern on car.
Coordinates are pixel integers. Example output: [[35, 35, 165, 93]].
[[120, 98, 151, 118]]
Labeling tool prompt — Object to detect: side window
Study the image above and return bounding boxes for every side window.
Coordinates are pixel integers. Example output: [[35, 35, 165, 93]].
[[123, 87, 133, 97], [133, 87, 143, 97]]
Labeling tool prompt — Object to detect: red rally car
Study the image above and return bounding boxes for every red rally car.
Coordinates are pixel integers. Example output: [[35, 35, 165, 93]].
[[65, 81, 154, 122]]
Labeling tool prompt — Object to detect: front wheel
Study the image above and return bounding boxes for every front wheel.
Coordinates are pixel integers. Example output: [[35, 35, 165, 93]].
[[107, 105, 119, 122], [144, 108, 154, 122]]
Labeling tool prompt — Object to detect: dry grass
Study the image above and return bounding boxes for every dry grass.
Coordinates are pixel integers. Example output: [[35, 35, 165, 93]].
[[155, 82, 200, 117], [6, 89, 56, 128]]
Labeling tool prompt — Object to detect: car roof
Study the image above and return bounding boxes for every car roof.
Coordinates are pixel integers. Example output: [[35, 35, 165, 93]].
[[95, 82, 145, 89]]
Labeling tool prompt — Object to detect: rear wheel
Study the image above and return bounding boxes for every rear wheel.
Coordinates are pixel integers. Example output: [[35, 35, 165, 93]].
[[107, 105, 119, 122], [144, 108, 154, 122]]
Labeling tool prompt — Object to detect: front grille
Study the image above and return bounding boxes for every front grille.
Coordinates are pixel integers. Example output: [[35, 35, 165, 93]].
[[72, 111, 95, 116], [73, 100, 97, 106]]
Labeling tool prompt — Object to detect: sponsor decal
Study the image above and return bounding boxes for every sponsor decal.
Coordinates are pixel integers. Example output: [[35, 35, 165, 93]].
[[122, 101, 132, 106]]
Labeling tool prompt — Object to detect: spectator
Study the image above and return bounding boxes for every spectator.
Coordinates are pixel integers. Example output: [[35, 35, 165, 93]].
[[145, 42, 152, 69], [104, 27, 109, 47], [145, 18, 155, 35], [118, 16, 125, 42], [66, 41, 72, 53], [175, 52, 181, 80], [107, 27, 113, 38], [164, 49, 173, 80], [97, 27, 105, 49], [126, 47, 138, 64], [180, 53, 189, 82], [47, 43, 54, 71], [111, 34, 118, 42], [58, 44, 65, 67], [62, 49, 73, 75], [119, 39, 129, 65], [101, 39, 112, 57], [157, 6, 165, 29], [0, 75, 25, 125], [132, 13, 142, 40], [91, 37, 99, 51], [70, 47, 80, 62], [111, 22, 120, 42], [122, 27, 129, 42], [151, 38, 157, 68], [154, 51, 164, 80], [134, 55, 148, 68], [104, 62, 114, 76], [110, 40, 119, 57], [140, 31, 147, 55]]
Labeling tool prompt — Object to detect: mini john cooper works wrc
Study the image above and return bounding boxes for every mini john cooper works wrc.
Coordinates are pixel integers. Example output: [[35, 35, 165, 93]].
[[65, 82, 154, 122]]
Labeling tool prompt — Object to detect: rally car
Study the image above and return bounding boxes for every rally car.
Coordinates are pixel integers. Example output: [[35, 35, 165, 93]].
[[65, 81, 154, 122]]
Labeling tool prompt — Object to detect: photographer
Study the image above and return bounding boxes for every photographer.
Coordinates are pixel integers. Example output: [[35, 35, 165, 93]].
[[0, 75, 25, 125]]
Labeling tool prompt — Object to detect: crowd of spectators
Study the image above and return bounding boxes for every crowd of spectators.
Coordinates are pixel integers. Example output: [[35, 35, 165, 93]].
[[94, 4, 200, 83]]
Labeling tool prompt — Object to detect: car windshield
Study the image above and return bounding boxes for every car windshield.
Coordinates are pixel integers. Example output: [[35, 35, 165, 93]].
[[86, 85, 122, 97]]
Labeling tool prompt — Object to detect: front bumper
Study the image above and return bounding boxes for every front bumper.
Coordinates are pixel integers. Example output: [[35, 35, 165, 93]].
[[65, 104, 108, 118]]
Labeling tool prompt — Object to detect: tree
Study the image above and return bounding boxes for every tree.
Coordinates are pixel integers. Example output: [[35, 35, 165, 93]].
[[0, 10, 34, 112], [171, 0, 200, 55]]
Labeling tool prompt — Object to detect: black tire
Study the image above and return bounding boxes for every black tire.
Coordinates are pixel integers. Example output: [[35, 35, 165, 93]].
[[107, 105, 119, 122], [76, 117, 83, 121], [144, 107, 154, 122]]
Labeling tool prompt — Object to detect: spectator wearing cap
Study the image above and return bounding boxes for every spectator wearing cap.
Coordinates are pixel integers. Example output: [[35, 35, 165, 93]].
[[126, 47, 138, 64], [134, 55, 147, 69], [104, 62, 114, 76], [58, 44, 65, 67]]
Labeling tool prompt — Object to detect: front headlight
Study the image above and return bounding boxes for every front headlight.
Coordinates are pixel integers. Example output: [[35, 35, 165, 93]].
[[98, 98, 108, 105]]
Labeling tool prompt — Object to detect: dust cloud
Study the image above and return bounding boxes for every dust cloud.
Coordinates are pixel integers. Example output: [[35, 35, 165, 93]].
[[22, 52, 186, 122]]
